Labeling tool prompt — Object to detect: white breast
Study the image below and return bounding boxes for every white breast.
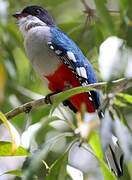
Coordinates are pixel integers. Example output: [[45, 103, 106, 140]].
[[24, 26, 61, 78]]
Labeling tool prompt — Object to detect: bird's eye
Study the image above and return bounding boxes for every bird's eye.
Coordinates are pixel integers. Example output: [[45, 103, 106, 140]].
[[36, 9, 41, 14]]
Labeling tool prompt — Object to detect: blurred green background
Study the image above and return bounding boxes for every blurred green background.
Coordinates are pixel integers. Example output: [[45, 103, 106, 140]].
[[0, 0, 132, 127], [0, 0, 132, 179]]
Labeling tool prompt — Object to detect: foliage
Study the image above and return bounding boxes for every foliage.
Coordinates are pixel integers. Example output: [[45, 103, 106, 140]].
[[0, 0, 132, 180]]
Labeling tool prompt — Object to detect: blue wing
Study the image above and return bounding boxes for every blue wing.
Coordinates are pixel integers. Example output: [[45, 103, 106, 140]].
[[49, 27, 100, 109], [50, 27, 97, 84]]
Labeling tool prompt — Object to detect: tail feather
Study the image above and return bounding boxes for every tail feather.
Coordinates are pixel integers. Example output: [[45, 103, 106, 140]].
[[105, 136, 124, 177], [99, 111, 124, 177]]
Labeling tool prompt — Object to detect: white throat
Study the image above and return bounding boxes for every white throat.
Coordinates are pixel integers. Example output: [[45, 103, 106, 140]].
[[18, 15, 47, 36], [19, 15, 61, 78]]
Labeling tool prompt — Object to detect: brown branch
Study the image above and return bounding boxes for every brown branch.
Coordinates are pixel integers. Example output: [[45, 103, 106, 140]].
[[5, 97, 48, 119], [4, 77, 132, 120], [81, 0, 95, 20], [81, 0, 120, 18]]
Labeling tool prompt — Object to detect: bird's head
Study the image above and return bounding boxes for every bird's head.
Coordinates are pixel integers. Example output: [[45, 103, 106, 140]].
[[13, 5, 55, 35]]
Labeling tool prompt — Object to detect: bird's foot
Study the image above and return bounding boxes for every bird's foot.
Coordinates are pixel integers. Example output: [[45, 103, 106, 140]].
[[45, 92, 61, 104], [45, 93, 54, 104]]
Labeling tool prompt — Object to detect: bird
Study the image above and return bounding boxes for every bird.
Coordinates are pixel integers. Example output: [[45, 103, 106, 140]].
[[13, 5, 101, 116], [13, 5, 123, 176]]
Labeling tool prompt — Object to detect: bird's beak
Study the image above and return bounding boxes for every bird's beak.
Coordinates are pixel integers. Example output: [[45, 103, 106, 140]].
[[12, 12, 22, 19]]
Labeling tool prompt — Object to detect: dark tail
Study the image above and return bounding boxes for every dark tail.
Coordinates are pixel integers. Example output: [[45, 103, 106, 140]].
[[105, 136, 124, 177], [99, 110, 124, 177]]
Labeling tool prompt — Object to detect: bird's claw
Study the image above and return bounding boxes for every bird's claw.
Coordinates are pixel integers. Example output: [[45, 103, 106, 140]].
[[45, 93, 53, 104]]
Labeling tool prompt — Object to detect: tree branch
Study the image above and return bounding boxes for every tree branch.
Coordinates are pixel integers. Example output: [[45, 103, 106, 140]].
[[81, 0, 95, 20], [81, 0, 120, 18], [4, 78, 132, 120], [5, 97, 47, 120]]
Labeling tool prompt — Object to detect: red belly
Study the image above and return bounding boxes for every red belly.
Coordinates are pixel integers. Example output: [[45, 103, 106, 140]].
[[45, 64, 95, 113]]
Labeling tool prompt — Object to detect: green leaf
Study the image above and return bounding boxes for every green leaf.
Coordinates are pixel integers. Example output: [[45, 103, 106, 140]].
[[119, 0, 132, 19], [45, 139, 77, 180], [23, 132, 74, 180], [113, 98, 126, 107], [94, 0, 115, 34], [0, 142, 29, 156], [99, 159, 116, 180], [0, 112, 20, 153], [88, 131, 116, 179], [127, 162, 132, 178], [89, 131, 103, 159], [46, 153, 68, 180], [52, 86, 95, 111], [0, 169, 22, 177], [113, 105, 130, 130], [117, 93, 132, 105]]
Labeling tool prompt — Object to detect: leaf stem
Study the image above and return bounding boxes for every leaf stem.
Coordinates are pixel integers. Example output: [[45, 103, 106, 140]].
[[4, 77, 132, 120]]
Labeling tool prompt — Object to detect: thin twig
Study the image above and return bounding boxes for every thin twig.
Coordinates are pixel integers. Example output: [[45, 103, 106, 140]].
[[81, 0, 120, 16], [5, 97, 48, 119], [81, 0, 96, 21], [4, 78, 132, 120]]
